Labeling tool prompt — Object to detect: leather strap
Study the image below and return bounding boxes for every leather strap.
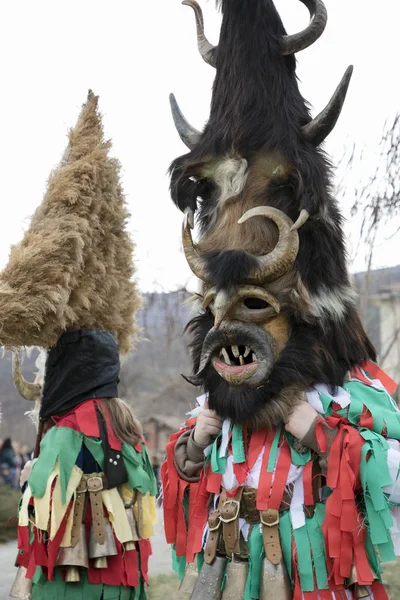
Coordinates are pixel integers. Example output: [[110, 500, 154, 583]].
[[70, 476, 88, 547], [136, 492, 144, 539], [260, 508, 281, 565], [241, 488, 259, 524], [88, 475, 105, 544], [220, 488, 243, 558], [204, 510, 221, 565]]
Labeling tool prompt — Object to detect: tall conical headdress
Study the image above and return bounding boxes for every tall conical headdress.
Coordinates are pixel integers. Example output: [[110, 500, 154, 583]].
[[0, 91, 139, 353]]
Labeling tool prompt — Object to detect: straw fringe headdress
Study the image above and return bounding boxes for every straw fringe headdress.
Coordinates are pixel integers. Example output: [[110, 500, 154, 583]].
[[0, 91, 140, 353]]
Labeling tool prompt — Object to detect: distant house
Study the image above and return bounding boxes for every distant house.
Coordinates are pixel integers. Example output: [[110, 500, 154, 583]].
[[370, 284, 400, 391], [353, 266, 400, 395], [142, 414, 183, 466]]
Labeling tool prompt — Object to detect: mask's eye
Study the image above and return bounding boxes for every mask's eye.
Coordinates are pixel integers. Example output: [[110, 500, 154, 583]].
[[244, 297, 270, 310], [232, 287, 281, 324]]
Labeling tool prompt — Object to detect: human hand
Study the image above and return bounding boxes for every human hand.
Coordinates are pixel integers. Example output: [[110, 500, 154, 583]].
[[20, 461, 32, 487], [193, 400, 223, 446], [284, 402, 318, 440]]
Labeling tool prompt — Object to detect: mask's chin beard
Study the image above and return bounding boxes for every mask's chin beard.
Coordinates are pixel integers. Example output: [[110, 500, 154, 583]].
[[202, 366, 296, 429]]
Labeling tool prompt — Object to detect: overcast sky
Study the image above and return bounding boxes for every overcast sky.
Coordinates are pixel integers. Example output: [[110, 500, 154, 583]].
[[0, 0, 398, 292]]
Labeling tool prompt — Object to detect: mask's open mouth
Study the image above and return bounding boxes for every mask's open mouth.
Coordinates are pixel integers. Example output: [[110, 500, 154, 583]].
[[212, 344, 258, 385]]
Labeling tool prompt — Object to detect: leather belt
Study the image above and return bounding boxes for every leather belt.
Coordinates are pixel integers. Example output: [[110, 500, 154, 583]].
[[70, 475, 88, 547], [204, 509, 222, 565], [220, 488, 244, 558], [87, 475, 105, 544], [260, 508, 281, 565]]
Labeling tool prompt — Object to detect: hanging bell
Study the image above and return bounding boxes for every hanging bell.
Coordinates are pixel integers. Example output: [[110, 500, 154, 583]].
[[124, 505, 140, 551], [89, 520, 118, 568], [190, 555, 227, 600], [347, 564, 372, 599], [179, 561, 198, 595], [356, 586, 371, 599], [259, 557, 292, 600], [221, 555, 248, 600], [9, 566, 32, 600], [56, 523, 89, 582]]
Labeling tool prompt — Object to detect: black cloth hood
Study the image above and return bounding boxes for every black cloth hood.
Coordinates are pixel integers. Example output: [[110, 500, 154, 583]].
[[40, 329, 120, 421]]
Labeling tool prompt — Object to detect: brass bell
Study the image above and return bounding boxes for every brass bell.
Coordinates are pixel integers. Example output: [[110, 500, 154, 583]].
[[179, 561, 198, 595], [259, 557, 292, 600], [9, 566, 32, 600], [56, 524, 89, 582], [356, 586, 371, 599], [190, 555, 227, 600], [221, 555, 248, 600], [347, 564, 372, 599], [89, 520, 118, 568]]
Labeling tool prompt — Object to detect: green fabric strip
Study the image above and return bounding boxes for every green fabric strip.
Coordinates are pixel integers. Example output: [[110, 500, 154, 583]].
[[83, 437, 105, 471], [285, 432, 311, 466], [172, 545, 187, 580], [359, 430, 396, 562], [33, 574, 142, 600], [267, 424, 282, 472], [232, 425, 246, 464], [279, 511, 293, 582], [121, 443, 157, 496], [305, 514, 329, 590], [29, 427, 83, 503], [211, 433, 227, 474], [293, 525, 315, 592], [103, 585, 122, 600], [345, 381, 400, 437], [83, 576, 104, 600], [244, 525, 264, 600]]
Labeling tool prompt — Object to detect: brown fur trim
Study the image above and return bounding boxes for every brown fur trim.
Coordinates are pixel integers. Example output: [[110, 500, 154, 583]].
[[0, 92, 140, 352]]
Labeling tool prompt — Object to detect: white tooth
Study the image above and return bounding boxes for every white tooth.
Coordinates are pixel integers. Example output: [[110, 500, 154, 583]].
[[244, 346, 251, 358], [252, 353, 257, 362], [221, 348, 231, 365], [239, 355, 244, 366], [232, 345, 240, 358]]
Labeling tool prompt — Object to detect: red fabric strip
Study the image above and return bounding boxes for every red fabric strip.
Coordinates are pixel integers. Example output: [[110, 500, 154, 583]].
[[75, 400, 100, 438], [95, 400, 121, 450], [256, 429, 276, 510], [124, 547, 139, 588], [303, 460, 314, 507], [138, 539, 152, 584], [361, 360, 398, 395]]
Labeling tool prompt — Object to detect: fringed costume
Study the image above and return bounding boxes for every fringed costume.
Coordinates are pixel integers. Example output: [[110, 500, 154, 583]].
[[161, 0, 400, 598], [7, 93, 157, 599]]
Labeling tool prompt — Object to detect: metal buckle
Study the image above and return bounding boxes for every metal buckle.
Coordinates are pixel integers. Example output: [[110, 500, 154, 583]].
[[219, 499, 240, 524], [260, 510, 279, 527], [87, 475, 103, 493], [77, 477, 88, 493]]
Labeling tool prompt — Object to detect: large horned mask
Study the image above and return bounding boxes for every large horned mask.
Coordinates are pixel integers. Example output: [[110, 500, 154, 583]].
[[169, 0, 361, 426]]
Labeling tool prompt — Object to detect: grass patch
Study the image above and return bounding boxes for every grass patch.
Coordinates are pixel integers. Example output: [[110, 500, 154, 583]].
[[0, 483, 20, 543], [147, 574, 184, 600]]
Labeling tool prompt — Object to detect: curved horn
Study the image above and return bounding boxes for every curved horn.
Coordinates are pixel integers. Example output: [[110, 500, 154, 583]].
[[238, 207, 299, 283], [12, 352, 42, 401], [301, 66, 353, 147], [182, 0, 217, 68], [182, 209, 210, 282], [281, 0, 327, 55], [169, 93, 201, 150]]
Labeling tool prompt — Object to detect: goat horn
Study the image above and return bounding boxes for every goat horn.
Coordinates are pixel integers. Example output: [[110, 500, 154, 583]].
[[238, 207, 299, 283], [301, 66, 353, 147], [182, 210, 210, 282], [281, 0, 327, 55], [291, 209, 310, 231], [169, 93, 201, 150], [182, 0, 217, 68], [12, 352, 42, 401]]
